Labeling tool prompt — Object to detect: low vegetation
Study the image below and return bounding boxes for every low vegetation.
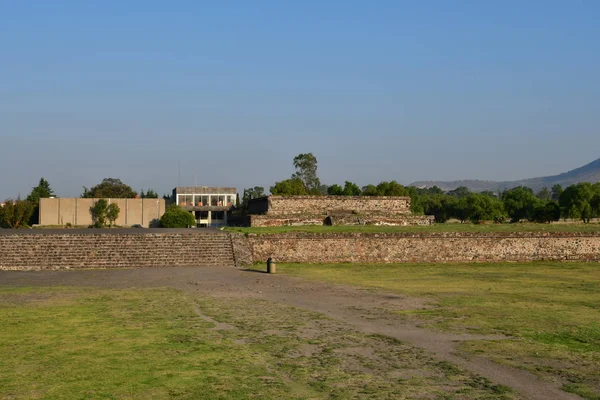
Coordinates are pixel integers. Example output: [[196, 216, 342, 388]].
[[274, 262, 600, 399], [0, 287, 515, 399], [160, 204, 197, 228]]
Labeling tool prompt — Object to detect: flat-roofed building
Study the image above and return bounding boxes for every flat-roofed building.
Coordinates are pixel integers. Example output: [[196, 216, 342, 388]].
[[173, 187, 236, 227]]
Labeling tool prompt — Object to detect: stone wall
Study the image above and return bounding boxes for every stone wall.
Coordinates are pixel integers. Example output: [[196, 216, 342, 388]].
[[0, 230, 234, 270], [246, 196, 428, 227], [248, 196, 412, 215], [249, 214, 435, 227], [40, 198, 166, 227], [246, 232, 600, 263]]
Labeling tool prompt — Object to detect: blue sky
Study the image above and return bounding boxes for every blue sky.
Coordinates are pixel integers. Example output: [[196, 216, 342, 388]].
[[1, 1, 599, 199]]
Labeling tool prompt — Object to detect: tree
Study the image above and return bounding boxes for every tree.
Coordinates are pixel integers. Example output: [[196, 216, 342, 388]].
[[270, 178, 307, 196], [327, 184, 344, 195], [106, 203, 120, 227], [342, 181, 362, 196], [90, 199, 109, 228], [551, 184, 563, 202], [536, 187, 551, 201], [292, 153, 321, 194], [0, 199, 34, 228], [160, 205, 196, 228], [141, 189, 159, 199], [421, 194, 458, 223], [463, 193, 505, 224], [240, 186, 266, 213], [361, 185, 379, 196], [532, 201, 561, 223], [26, 178, 55, 203], [162, 193, 174, 205], [376, 181, 408, 196], [243, 186, 265, 201], [26, 178, 55, 226], [591, 193, 600, 219], [501, 186, 540, 222], [559, 183, 598, 223], [447, 186, 470, 199], [82, 178, 137, 198]]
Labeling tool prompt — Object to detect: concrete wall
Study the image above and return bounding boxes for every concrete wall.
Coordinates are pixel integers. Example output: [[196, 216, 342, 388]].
[[246, 232, 600, 263], [248, 196, 412, 216], [39, 198, 165, 227], [0, 230, 234, 270]]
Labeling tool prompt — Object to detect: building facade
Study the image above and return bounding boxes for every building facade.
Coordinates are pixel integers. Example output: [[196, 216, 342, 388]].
[[39, 198, 165, 227], [172, 187, 236, 227]]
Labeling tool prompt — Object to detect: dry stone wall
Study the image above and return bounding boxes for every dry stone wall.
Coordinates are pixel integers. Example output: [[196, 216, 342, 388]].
[[247, 196, 429, 227], [247, 232, 600, 263], [0, 231, 234, 270], [264, 196, 412, 215]]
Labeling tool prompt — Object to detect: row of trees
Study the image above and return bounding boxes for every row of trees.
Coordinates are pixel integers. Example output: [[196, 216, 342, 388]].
[[249, 153, 600, 224]]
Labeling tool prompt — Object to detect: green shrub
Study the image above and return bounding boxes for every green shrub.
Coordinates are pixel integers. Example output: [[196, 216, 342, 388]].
[[160, 205, 196, 228]]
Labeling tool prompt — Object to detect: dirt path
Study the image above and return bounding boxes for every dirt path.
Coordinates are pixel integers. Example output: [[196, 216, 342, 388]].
[[0, 266, 580, 400]]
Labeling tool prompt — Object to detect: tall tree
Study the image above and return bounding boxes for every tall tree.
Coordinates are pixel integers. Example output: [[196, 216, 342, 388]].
[[82, 178, 137, 198], [26, 178, 55, 203], [26, 178, 55, 226], [292, 153, 321, 194]]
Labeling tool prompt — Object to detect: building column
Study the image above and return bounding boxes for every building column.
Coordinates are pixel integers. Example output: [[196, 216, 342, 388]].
[[208, 211, 212, 227]]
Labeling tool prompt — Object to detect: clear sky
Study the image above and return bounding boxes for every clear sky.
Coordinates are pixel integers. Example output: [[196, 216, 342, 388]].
[[1, 1, 599, 199]]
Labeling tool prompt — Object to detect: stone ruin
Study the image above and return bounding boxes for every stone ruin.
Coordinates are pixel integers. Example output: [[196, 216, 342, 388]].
[[247, 196, 434, 227]]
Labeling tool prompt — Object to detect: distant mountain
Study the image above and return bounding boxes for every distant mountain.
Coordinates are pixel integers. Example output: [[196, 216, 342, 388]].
[[410, 158, 600, 193]]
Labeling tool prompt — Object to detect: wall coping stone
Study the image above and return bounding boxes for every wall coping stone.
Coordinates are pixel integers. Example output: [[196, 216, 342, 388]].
[[0, 228, 227, 236], [244, 231, 600, 239]]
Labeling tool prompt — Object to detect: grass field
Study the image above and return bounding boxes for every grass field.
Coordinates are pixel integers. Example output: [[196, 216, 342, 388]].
[[226, 222, 600, 235], [0, 286, 515, 400], [274, 262, 600, 399]]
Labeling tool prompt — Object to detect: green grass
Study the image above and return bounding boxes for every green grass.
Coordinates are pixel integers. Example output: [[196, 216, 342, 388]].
[[274, 262, 600, 399], [0, 286, 517, 399], [226, 222, 600, 235], [0, 287, 292, 399]]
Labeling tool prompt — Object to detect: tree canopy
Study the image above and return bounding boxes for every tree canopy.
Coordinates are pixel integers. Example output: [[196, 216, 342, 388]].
[[82, 178, 137, 198], [26, 177, 56, 226], [292, 153, 321, 194], [26, 178, 55, 204], [0, 199, 35, 229], [270, 178, 307, 196]]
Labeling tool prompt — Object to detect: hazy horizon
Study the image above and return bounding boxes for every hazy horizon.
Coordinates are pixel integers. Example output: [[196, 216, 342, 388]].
[[2, 1, 599, 199]]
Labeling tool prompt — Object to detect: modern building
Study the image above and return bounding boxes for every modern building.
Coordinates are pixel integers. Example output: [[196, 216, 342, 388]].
[[172, 187, 237, 227]]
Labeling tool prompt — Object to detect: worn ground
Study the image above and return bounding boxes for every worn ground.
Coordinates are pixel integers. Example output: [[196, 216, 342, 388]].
[[0, 266, 589, 400]]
